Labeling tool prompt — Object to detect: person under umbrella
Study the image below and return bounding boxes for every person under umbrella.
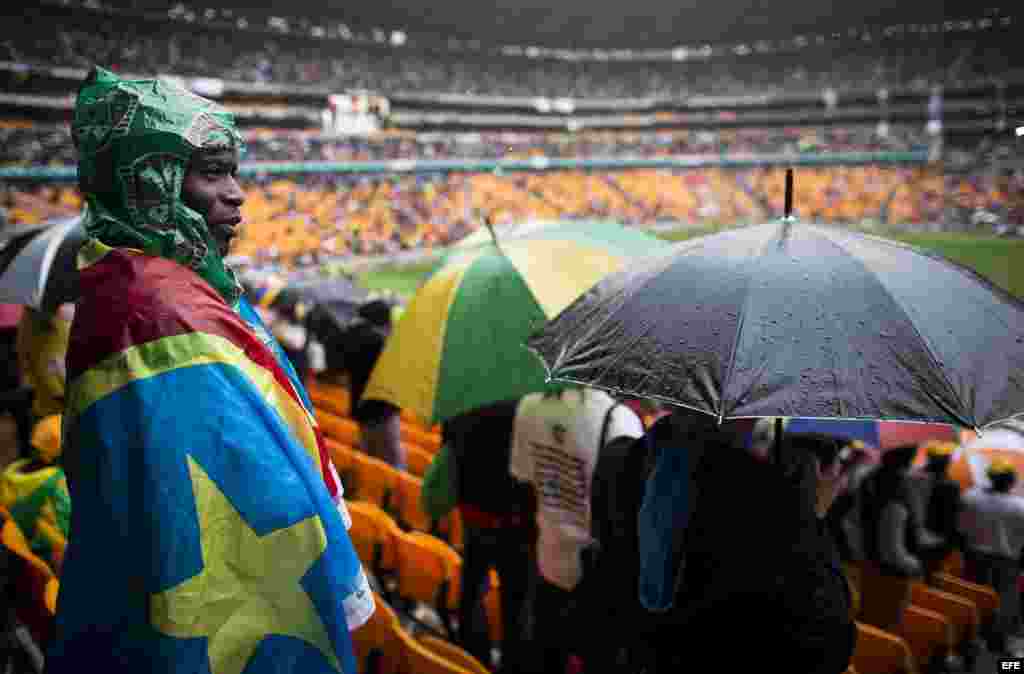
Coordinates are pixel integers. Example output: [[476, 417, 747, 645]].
[[341, 300, 404, 469], [441, 399, 536, 674], [508, 385, 644, 674], [636, 418, 856, 674]]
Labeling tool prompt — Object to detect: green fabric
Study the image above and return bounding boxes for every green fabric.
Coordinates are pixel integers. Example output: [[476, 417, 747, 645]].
[[9, 470, 70, 561], [420, 444, 457, 521], [433, 252, 552, 422], [71, 66, 243, 304], [445, 220, 669, 268]]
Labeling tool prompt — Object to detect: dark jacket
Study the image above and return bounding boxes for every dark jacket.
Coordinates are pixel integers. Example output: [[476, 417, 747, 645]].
[[861, 467, 922, 574], [341, 318, 398, 425], [646, 442, 856, 674], [442, 400, 534, 522], [925, 475, 964, 546]]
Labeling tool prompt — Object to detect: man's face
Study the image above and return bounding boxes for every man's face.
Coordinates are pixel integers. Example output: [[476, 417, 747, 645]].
[[181, 149, 244, 258]]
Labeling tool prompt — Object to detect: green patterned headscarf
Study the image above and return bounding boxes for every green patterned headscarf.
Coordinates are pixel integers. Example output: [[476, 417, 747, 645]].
[[72, 66, 244, 304]]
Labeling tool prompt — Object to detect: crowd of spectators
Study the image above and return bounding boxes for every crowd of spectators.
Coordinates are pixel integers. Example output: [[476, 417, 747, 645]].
[[5, 163, 1021, 262], [2, 4, 1021, 99], [3, 117, 1019, 257], [1, 122, 933, 167]]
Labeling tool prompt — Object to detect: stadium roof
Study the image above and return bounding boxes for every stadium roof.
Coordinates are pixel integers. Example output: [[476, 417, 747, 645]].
[[192, 0, 1009, 49]]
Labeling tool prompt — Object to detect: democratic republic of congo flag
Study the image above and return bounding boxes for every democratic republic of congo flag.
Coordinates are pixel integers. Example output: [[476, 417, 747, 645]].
[[48, 239, 373, 674]]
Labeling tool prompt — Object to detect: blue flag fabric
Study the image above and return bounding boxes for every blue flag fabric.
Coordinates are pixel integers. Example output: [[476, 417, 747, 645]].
[[49, 242, 372, 673]]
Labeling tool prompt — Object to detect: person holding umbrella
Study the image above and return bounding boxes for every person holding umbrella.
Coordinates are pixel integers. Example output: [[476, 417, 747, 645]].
[[636, 421, 855, 674], [441, 398, 536, 674], [526, 173, 1024, 671]]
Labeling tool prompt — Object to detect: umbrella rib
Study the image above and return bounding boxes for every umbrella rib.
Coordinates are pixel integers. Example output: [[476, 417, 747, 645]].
[[809, 225, 975, 429], [845, 228, 1024, 315], [539, 242, 681, 376], [716, 233, 771, 424]]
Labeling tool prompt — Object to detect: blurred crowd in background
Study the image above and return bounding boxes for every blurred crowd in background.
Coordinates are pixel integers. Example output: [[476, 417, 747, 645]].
[[0, 123, 936, 167], [2, 9, 1019, 98], [4, 162, 1021, 261]]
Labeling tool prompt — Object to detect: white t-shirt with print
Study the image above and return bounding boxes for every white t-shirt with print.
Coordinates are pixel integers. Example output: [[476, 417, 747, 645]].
[[510, 389, 644, 591], [959, 487, 1024, 560]]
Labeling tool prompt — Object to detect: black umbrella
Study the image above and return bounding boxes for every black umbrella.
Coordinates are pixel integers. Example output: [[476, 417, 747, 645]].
[[528, 218, 1024, 432], [0, 216, 87, 310]]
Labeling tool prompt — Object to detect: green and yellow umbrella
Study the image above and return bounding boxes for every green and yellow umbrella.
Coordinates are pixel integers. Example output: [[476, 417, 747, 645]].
[[363, 220, 669, 424]]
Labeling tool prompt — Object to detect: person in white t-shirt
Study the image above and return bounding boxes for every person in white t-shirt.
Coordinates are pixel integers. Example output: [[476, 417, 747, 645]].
[[509, 386, 644, 674], [960, 460, 1024, 646]]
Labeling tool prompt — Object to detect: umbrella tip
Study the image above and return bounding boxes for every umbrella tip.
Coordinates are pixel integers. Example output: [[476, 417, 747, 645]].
[[483, 216, 500, 248], [783, 168, 794, 220]]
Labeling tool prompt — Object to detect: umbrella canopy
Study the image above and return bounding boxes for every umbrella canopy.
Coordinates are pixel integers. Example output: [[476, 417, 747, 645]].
[[0, 217, 86, 310], [529, 221, 1024, 430], [276, 277, 370, 322], [246, 275, 368, 321], [363, 220, 669, 423]]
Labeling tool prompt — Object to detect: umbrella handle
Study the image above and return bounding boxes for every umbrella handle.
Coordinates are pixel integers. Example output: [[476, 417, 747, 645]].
[[784, 168, 794, 219]]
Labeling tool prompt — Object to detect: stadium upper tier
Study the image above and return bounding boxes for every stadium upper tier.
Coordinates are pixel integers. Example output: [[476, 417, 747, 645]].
[[0, 124, 932, 168], [3, 4, 1022, 99]]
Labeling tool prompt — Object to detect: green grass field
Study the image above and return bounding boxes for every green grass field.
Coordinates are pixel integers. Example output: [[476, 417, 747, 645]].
[[358, 226, 1024, 300], [874, 231, 1024, 299], [355, 259, 438, 297]]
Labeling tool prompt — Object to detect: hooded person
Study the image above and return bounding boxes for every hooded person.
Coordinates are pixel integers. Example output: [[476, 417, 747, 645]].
[[50, 67, 373, 673]]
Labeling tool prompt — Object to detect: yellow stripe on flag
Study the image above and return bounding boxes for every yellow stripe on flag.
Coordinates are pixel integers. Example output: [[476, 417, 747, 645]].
[[67, 332, 322, 473]]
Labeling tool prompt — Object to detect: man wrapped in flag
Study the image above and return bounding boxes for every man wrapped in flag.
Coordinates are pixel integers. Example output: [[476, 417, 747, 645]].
[[49, 67, 374, 673]]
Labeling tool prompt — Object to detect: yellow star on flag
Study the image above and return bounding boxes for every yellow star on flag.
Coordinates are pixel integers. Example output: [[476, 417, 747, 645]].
[[151, 456, 341, 674]]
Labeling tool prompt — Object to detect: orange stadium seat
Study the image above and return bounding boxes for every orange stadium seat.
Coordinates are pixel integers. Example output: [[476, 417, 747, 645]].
[[393, 471, 432, 533], [484, 571, 503, 644], [415, 634, 492, 674], [350, 453, 402, 510], [405, 444, 434, 478], [351, 592, 404, 674], [400, 626, 483, 674], [400, 423, 441, 454], [931, 572, 999, 630], [434, 508, 465, 552], [345, 500, 402, 577], [318, 411, 362, 448], [851, 622, 918, 674], [900, 605, 954, 672], [395, 531, 462, 637], [909, 582, 978, 648]]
